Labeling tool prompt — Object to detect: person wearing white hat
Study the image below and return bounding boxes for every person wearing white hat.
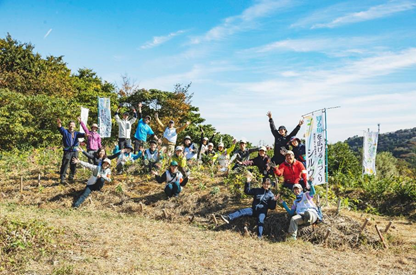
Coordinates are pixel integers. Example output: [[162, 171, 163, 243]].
[[197, 128, 217, 161], [78, 117, 102, 164], [278, 181, 323, 240], [155, 112, 190, 155], [247, 146, 273, 179], [172, 145, 190, 178], [71, 157, 112, 208], [183, 135, 198, 161], [274, 150, 308, 190], [232, 139, 260, 170], [213, 139, 237, 172]]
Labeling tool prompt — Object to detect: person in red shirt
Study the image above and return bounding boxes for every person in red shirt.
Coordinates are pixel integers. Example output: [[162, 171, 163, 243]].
[[273, 150, 309, 190]]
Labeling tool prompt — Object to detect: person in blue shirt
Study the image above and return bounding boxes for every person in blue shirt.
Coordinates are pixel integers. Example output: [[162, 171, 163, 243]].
[[57, 118, 85, 184], [221, 176, 278, 239], [133, 102, 158, 154]]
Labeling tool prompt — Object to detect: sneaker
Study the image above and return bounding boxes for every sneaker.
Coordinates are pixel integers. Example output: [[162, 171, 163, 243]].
[[220, 215, 229, 224]]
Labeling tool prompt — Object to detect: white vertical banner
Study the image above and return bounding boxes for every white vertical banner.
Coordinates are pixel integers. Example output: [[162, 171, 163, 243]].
[[304, 110, 326, 186], [363, 130, 379, 175], [79, 107, 89, 142], [98, 97, 112, 138]]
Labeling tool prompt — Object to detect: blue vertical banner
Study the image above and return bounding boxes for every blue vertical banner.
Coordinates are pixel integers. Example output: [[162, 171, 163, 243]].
[[98, 97, 111, 138], [304, 110, 326, 186]]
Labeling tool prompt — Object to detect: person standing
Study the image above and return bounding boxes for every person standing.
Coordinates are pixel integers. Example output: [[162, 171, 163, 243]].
[[78, 117, 102, 163], [266, 111, 303, 165], [155, 112, 190, 156], [57, 118, 85, 184], [115, 105, 137, 150], [133, 102, 158, 154]]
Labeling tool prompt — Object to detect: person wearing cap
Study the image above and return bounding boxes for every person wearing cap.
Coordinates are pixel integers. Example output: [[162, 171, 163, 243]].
[[152, 161, 188, 198], [232, 139, 260, 170], [155, 112, 190, 155], [279, 182, 322, 240], [133, 102, 158, 154], [246, 146, 273, 179], [143, 140, 164, 172], [197, 128, 217, 161], [274, 150, 308, 190], [289, 137, 306, 168], [57, 118, 86, 184], [266, 111, 303, 165], [71, 157, 112, 208], [202, 142, 216, 164], [115, 104, 137, 150], [172, 146, 190, 178], [220, 176, 278, 239], [213, 139, 237, 172], [114, 144, 142, 174], [78, 117, 102, 164], [183, 135, 198, 161]]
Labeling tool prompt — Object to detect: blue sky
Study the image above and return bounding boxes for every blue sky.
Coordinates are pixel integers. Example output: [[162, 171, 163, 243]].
[[1, 0, 416, 145]]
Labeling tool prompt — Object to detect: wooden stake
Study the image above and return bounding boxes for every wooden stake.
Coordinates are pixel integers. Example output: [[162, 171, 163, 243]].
[[384, 221, 393, 233], [375, 225, 388, 249], [336, 198, 342, 215], [38, 174, 41, 187], [20, 176, 23, 192], [359, 218, 370, 235], [189, 215, 195, 223], [244, 226, 250, 237], [211, 214, 218, 227], [324, 229, 331, 247], [139, 202, 144, 213], [162, 209, 169, 219], [317, 194, 320, 206]]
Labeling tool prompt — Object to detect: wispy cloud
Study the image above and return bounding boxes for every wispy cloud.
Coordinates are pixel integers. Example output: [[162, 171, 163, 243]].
[[140, 30, 186, 49], [43, 29, 52, 39], [312, 1, 416, 29], [190, 0, 292, 44]]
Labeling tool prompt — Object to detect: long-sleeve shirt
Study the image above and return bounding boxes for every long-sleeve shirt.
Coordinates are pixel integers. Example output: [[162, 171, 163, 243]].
[[115, 112, 137, 139], [77, 160, 111, 185], [233, 147, 260, 163], [80, 121, 102, 150], [82, 150, 121, 165], [134, 117, 155, 141], [282, 185, 322, 220], [154, 169, 184, 186], [58, 126, 85, 151], [249, 155, 271, 176], [274, 160, 308, 187], [269, 118, 300, 164], [244, 181, 277, 214], [155, 117, 188, 146], [212, 143, 236, 166]]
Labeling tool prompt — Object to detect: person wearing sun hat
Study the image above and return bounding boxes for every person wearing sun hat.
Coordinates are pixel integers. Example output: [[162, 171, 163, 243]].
[[266, 111, 304, 165], [278, 181, 322, 240], [289, 137, 306, 168], [152, 160, 188, 197], [78, 117, 102, 164], [183, 135, 198, 161], [71, 157, 112, 208]]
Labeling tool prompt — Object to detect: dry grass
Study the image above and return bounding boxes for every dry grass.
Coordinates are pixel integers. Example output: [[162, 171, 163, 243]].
[[0, 164, 416, 274]]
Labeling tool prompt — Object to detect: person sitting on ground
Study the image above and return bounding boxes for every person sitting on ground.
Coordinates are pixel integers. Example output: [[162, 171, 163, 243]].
[[273, 150, 308, 190], [171, 146, 190, 179], [133, 102, 158, 154], [183, 136, 198, 161], [245, 146, 273, 180], [115, 106, 137, 150], [78, 117, 102, 164], [232, 140, 259, 170], [155, 112, 190, 156], [143, 140, 164, 173], [279, 182, 322, 240], [289, 137, 306, 168], [221, 176, 278, 239], [212, 139, 237, 172], [57, 118, 86, 184], [152, 161, 188, 198], [266, 111, 303, 165], [79, 146, 121, 166], [113, 144, 142, 174], [71, 157, 112, 208]]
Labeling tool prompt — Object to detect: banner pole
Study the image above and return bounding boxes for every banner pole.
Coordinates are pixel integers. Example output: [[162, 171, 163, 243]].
[[324, 108, 329, 206]]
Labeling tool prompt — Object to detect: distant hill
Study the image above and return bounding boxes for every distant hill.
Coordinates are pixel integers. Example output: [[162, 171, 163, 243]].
[[345, 127, 416, 166]]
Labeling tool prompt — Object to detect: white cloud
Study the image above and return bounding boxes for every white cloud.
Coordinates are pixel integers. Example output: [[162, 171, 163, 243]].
[[312, 1, 416, 29], [43, 29, 52, 39], [140, 30, 186, 49], [190, 0, 292, 44]]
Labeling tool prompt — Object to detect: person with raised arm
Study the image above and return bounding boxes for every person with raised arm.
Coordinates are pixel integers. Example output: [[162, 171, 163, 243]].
[[115, 105, 137, 150], [78, 117, 102, 163], [133, 102, 158, 154], [221, 176, 278, 239], [57, 118, 86, 184], [154, 112, 190, 155], [232, 139, 260, 170], [212, 139, 237, 172], [71, 157, 112, 208], [197, 128, 217, 161], [266, 111, 303, 165]]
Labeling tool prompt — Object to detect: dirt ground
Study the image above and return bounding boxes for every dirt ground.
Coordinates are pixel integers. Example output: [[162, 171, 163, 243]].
[[1, 170, 415, 275]]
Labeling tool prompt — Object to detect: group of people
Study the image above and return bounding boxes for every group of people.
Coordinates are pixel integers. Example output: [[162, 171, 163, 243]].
[[56, 103, 320, 240]]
